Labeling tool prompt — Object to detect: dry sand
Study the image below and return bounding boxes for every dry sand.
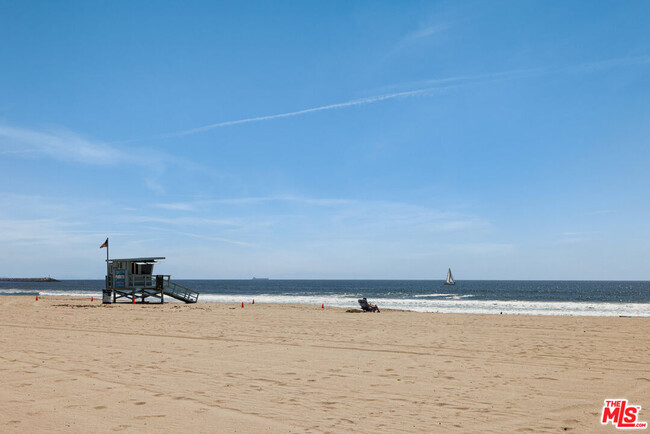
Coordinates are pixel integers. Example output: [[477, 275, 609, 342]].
[[0, 296, 648, 433]]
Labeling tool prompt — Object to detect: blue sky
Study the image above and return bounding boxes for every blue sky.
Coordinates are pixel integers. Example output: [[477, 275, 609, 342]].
[[1, 1, 649, 279]]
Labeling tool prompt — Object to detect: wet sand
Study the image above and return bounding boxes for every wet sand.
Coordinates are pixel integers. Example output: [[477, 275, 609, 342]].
[[0, 296, 648, 432]]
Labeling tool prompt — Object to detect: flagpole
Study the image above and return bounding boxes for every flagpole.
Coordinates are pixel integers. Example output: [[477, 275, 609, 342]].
[[105, 238, 109, 302]]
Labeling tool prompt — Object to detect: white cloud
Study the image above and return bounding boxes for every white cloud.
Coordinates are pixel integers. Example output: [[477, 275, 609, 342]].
[[567, 54, 650, 73], [447, 242, 517, 255], [143, 225, 257, 247], [0, 193, 512, 278], [128, 215, 240, 227], [144, 177, 166, 195], [0, 124, 222, 195], [153, 202, 196, 211], [0, 124, 127, 165], [405, 23, 449, 41], [142, 195, 489, 243], [584, 209, 617, 216]]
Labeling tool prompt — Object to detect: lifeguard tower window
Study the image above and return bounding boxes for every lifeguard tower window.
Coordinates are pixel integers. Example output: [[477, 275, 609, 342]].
[[132, 263, 153, 275]]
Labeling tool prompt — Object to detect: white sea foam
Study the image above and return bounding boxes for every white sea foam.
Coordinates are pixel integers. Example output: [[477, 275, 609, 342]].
[[0, 288, 40, 295], [2, 289, 648, 316], [30, 289, 101, 298], [196, 294, 650, 317]]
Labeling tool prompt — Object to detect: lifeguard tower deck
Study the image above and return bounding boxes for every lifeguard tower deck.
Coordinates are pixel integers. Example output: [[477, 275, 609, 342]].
[[103, 257, 198, 304]]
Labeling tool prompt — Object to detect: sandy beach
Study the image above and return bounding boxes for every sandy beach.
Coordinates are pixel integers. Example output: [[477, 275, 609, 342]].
[[0, 296, 648, 433]]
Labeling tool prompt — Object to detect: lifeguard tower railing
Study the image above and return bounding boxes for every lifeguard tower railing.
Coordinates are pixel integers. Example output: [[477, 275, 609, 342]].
[[107, 274, 198, 304], [161, 277, 199, 303]]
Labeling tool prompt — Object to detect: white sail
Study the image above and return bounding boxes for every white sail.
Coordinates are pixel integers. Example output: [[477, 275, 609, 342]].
[[445, 268, 455, 285]]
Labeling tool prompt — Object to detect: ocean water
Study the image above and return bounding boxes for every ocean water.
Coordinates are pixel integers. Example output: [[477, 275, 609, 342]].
[[1, 279, 648, 317]]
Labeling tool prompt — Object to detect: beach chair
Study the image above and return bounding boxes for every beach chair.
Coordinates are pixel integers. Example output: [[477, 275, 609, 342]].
[[358, 298, 380, 312]]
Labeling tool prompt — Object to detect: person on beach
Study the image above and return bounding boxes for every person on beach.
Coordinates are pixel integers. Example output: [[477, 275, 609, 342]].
[[358, 297, 380, 312]]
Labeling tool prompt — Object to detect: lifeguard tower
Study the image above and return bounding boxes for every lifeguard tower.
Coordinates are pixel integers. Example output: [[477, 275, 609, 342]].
[[103, 257, 198, 304]]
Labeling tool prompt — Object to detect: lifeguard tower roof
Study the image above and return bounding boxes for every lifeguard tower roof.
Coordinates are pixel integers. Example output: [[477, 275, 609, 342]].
[[108, 257, 165, 263]]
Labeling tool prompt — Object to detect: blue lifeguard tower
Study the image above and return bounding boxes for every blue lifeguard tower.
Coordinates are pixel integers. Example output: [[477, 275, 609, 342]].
[[103, 257, 198, 304]]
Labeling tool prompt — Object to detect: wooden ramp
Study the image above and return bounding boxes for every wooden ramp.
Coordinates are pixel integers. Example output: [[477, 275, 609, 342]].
[[162, 280, 199, 303]]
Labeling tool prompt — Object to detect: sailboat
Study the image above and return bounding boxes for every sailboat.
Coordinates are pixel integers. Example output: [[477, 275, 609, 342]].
[[444, 268, 455, 285]]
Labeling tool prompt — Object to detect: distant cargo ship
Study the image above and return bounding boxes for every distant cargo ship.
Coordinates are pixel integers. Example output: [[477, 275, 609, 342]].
[[0, 277, 60, 282], [252, 277, 269, 280]]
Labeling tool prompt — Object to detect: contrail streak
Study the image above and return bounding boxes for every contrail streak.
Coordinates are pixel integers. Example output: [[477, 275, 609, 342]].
[[140, 53, 650, 141], [162, 85, 453, 138]]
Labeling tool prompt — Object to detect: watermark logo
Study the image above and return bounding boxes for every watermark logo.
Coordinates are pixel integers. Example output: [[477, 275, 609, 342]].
[[601, 399, 647, 429]]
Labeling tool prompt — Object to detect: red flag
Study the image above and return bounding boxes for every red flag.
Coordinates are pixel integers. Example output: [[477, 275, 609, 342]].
[[100, 238, 108, 249]]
